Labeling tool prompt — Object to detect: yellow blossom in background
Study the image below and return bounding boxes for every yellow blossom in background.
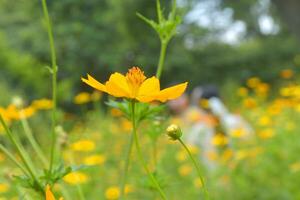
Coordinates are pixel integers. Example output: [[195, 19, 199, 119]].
[[193, 178, 203, 188], [110, 108, 123, 117], [267, 104, 281, 116], [221, 149, 233, 162], [186, 109, 201, 122], [31, 98, 53, 110], [176, 151, 187, 162], [63, 172, 89, 185], [243, 97, 257, 109], [121, 119, 132, 132], [290, 162, 300, 172], [258, 129, 274, 139], [211, 134, 228, 146], [178, 164, 193, 176], [70, 140, 96, 152], [254, 83, 269, 97], [280, 69, 294, 79], [74, 92, 91, 104], [0, 183, 9, 193], [105, 186, 120, 200], [206, 151, 218, 161], [199, 99, 209, 109], [20, 106, 36, 119], [258, 116, 272, 126], [230, 128, 246, 138], [81, 67, 188, 103], [104, 185, 133, 199], [0, 153, 4, 162], [237, 87, 248, 97], [246, 77, 260, 88], [84, 154, 106, 166]]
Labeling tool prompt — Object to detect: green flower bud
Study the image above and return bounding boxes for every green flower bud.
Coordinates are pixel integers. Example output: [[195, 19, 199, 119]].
[[166, 124, 182, 140]]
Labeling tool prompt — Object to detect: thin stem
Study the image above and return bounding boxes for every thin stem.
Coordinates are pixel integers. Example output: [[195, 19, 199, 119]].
[[0, 115, 43, 192], [152, 140, 157, 169], [41, 0, 58, 174], [19, 111, 48, 167], [156, 41, 168, 79], [119, 133, 134, 200], [130, 101, 168, 200], [178, 138, 210, 200], [0, 144, 29, 176]]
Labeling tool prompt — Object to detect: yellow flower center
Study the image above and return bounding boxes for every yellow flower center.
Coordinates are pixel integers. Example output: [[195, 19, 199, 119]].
[[126, 67, 146, 97]]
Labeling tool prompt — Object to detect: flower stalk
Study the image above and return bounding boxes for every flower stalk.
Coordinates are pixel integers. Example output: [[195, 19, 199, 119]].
[[131, 101, 168, 200], [178, 138, 210, 199], [119, 133, 134, 200], [41, 0, 58, 175]]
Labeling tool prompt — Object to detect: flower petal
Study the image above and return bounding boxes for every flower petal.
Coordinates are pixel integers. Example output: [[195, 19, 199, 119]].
[[137, 76, 160, 102], [81, 74, 107, 92], [105, 73, 131, 97], [46, 185, 56, 200], [156, 82, 188, 102]]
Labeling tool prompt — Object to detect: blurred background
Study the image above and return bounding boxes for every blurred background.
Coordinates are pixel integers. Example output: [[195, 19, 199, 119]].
[[2, 1, 300, 199], [1, 0, 300, 107]]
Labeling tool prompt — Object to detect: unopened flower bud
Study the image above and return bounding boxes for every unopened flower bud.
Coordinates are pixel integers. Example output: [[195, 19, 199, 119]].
[[166, 124, 182, 140]]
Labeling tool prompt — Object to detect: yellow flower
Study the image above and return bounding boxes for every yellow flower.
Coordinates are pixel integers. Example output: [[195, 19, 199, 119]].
[[211, 134, 228, 146], [45, 185, 63, 200], [199, 99, 209, 109], [258, 116, 272, 126], [280, 69, 293, 79], [121, 119, 132, 132], [243, 97, 257, 109], [81, 67, 188, 103], [237, 87, 248, 97], [176, 151, 187, 162], [84, 154, 106, 166], [105, 186, 120, 200], [0, 183, 9, 193], [290, 162, 300, 172], [258, 129, 274, 139], [110, 108, 123, 117], [74, 92, 91, 104], [230, 128, 246, 138], [70, 140, 95, 152], [63, 172, 89, 185], [31, 98, 53, 110], [178, 164, 193, 176], [246, 77, 260, 88], [0, 153, 5, 162]]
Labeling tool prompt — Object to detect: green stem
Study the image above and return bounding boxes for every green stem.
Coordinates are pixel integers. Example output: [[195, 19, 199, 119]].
[[19, 111, 48, 167], [119, 133, 134, 200], [178, 138, 210, 199], [130, 101, 168, 200], [41, 0, 58, 174], [0, 115, 43, 192], [0, 144, 29, 176], [156, 40, 168, 79], [152, 140, 157, 168]]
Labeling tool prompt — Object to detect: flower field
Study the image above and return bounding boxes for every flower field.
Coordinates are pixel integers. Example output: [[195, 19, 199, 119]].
[[1, 0, 300, 199]]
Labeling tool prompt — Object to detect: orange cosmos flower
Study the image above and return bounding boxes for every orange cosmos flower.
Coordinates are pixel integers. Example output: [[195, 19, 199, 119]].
[[81, 67, 188, 103], [45, 185, 63, 200]]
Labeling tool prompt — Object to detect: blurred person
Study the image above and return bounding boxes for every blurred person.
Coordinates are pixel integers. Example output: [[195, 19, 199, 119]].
[[184, 85, 253, 169]]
